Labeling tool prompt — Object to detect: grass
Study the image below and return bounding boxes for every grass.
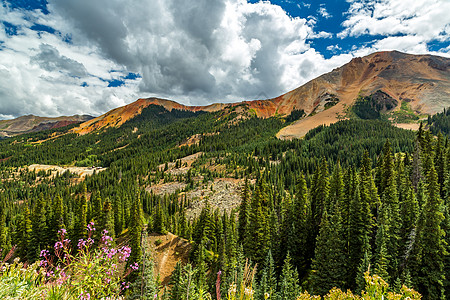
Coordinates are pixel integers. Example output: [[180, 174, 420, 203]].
[[388, 101, 421, 123]]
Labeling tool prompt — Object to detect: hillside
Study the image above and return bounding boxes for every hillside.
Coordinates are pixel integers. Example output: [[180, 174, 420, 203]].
[[70, 51, 449, 137], [277, 51, 450, 138], [0, 114, 93, 137]]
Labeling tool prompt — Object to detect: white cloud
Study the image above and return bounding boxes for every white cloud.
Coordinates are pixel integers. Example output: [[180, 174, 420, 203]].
[[339, 0, 450, 43], [318, 5, 332, 19], [1, 0, 349, 118], [0, 0, 448, 119]]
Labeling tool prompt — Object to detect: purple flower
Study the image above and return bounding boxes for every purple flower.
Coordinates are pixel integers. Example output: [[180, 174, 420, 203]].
[[55, 241, 63, 250], [40, 249, 50, 257], [78, 239, 86, 249], [87, 221, 95, 232], [121, 281, 130, 290], [79, 291, 91, 300], [130, 262, 139, 271], [58, 228, 67, 236], [39, 260, 48, 267]]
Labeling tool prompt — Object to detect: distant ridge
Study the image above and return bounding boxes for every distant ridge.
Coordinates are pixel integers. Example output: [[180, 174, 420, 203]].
[[0, 114, 93, 137]]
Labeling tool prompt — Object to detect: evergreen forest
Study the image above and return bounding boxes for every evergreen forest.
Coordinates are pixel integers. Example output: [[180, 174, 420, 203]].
[[1, 104, 450, 299]]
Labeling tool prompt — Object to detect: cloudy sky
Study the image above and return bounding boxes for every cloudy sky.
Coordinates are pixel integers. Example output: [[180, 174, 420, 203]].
[[0, 0, 449, 119]]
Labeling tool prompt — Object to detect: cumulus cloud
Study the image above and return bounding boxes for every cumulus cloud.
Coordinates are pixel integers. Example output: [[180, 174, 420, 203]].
[[31, 44, 87, 77], [48, 0, 332, 104], [0, 0, 448, 119], [338, 0, 450, 44]]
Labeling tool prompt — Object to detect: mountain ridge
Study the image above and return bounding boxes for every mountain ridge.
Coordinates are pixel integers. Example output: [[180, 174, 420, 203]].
[[0, 114, 94, 137], [6, 51, 450, 138]]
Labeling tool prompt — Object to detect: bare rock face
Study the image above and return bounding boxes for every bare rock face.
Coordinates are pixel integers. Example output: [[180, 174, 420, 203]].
[[69, 51, 449, 137]]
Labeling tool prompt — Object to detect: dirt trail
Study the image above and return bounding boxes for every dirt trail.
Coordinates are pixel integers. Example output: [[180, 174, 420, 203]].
[[147, 232, 192, 286], [158, 234, 175, 276]]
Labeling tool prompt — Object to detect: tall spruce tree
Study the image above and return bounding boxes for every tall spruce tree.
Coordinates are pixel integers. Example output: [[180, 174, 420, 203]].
[[30, 193, 47, 261], [310, 207, 347, 295], [414, 164, 446, 299]]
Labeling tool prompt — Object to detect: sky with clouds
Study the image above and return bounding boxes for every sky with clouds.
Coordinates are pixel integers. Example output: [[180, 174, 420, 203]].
[[0, 0, 449, 119]]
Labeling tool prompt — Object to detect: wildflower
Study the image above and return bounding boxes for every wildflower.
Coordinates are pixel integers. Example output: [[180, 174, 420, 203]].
[[40, 249, 50, 257], [87, 221, 96, 232], [55, 241, 63, 250], [130, 262, 139, 271], [58, 228, 67, 236], [78, 239, 87, 249], [79, 291, 91, 300], [121, 281, 130, 290], [39, 260, 48, 267]]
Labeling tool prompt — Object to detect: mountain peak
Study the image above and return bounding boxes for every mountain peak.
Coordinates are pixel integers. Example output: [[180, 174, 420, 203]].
[[70, 51, 450, 138]]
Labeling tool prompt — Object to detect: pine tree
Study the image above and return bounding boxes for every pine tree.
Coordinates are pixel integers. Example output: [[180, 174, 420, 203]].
[[414, 164, 446, 299], [290, 173, 311, 277], [355, 248, 371, 294], [30, 193, 47, 261], [310, 158, 329, 238], [238, 178, 250, 243], [0, 210, 10, 258], [310, 207, 347, 295], [17, 204, 32, 261], [256, 250, 277, 300], [130, 192, 144, 266], [347, 184, 370, 289], [278, 253, 300, 300]]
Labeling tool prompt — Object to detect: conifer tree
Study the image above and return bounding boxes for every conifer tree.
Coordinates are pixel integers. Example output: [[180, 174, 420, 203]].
[[244, 176, 269, 264], [169, 262, 183, 300], [17, 204, 32, 261], [310, 158, 329, 239], [414, 164, 446, 299], [153, 199, 166, 234], [355, 248, 371, 294], [130, 192, 144, 266], [102, 199, 115, 238], [0, 211, 10, 258], [290, 173, 311, 276], [278, 253, 300, 300], [238, 178, 250, 243], [51, 194, 65, 235], [310, 207, 347, 295], [256, 250, 277, 300], [348, 184, 370, 289], [31, 193, 47, 261], [74, 189, 88, 244]]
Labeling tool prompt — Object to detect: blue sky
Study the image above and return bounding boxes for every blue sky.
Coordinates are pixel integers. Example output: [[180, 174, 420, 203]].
[[0, 0, 449, 118]]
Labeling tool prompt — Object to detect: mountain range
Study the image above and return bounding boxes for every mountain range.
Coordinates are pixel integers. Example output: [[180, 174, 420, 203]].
[[2, 51, 449, 138]]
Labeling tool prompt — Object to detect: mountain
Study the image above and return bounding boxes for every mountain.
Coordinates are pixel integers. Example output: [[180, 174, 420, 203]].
[[70, 51, 448, 137], [0, 114, 94, 137]]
